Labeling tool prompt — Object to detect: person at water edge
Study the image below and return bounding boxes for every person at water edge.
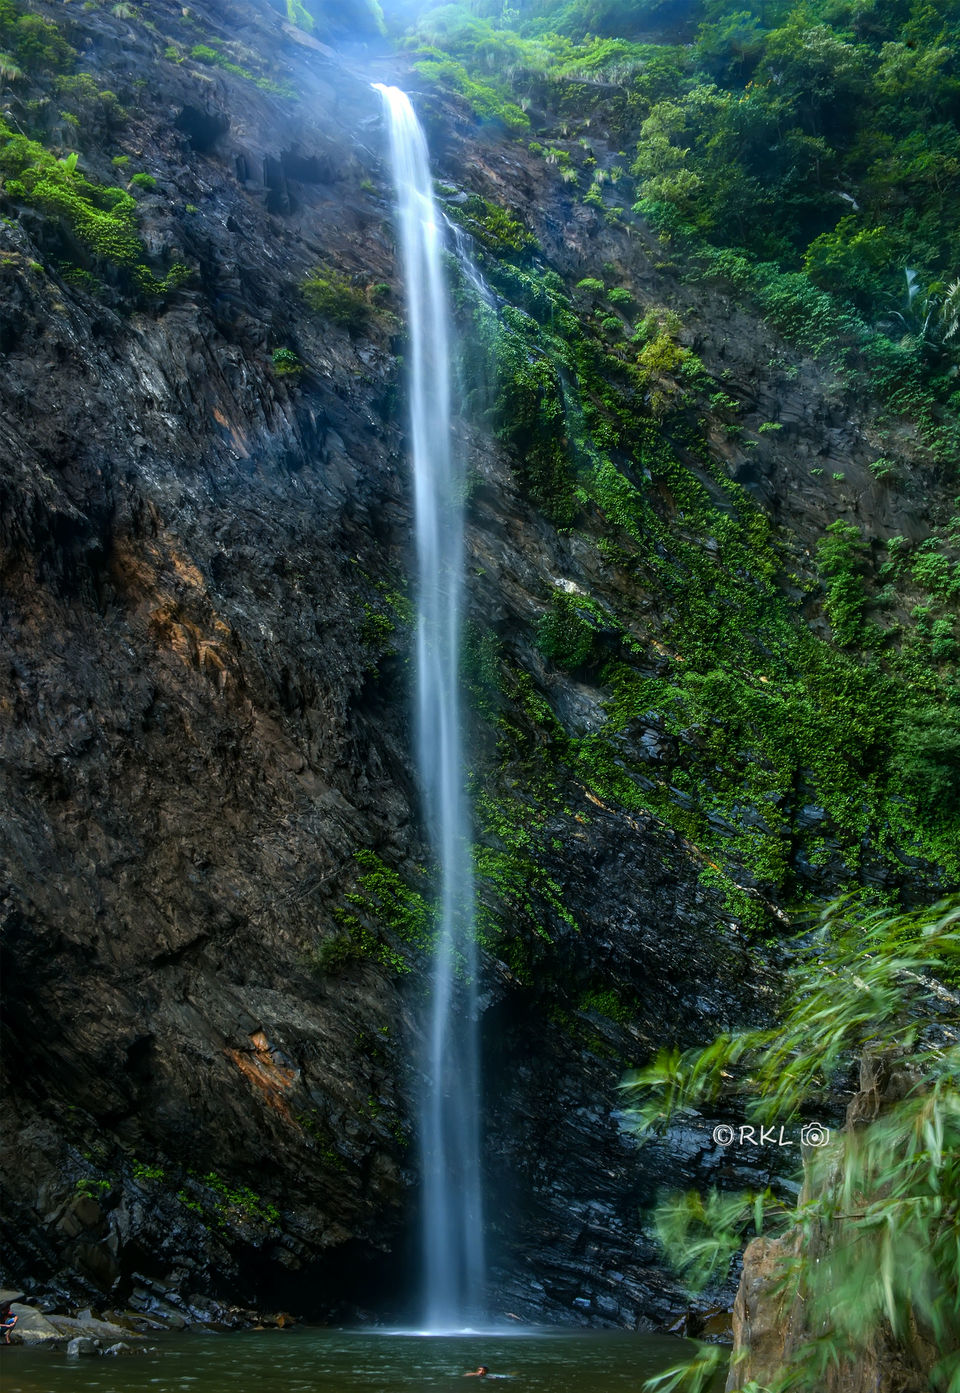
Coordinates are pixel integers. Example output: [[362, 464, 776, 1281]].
[[0, 1301, 18, 1343]]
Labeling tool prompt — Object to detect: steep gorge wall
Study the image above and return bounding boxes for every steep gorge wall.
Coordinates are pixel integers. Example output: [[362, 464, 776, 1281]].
[[0, 0, 955, 1329]]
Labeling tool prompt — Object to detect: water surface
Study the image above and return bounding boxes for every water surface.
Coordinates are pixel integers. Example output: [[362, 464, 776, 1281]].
[[1, 1326, 697, 1393]]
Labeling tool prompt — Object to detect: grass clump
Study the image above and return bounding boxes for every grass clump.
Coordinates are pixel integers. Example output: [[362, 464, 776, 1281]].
[[313, 851, 434, 976]]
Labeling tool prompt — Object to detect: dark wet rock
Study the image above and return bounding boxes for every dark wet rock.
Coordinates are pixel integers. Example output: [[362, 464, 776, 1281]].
[[66, 1336, 101, 1356]]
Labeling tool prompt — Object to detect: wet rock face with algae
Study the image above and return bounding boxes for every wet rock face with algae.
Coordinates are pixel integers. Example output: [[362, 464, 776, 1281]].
[[0, 0, 954, 1333]]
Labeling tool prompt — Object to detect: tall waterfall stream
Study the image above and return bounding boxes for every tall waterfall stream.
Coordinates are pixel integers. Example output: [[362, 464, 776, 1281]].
[[374, 84, 485, 1332]]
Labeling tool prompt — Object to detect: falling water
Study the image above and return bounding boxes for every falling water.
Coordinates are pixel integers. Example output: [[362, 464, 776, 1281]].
[[373, 84, 485, 1331]]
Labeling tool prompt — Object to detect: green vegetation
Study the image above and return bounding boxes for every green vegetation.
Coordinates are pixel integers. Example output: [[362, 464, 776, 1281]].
[[628, 897, 960, 1393], [447, 192, 534, 254], [816, 520, 868, 648], [54, 73, 125, 131], [314, 851, 435, 975], [400, 0, 960, 465], [129, 170, 156, 190], [397, 0, 960, 944], [271, 346, 303, 377], [286, 0, 314, 29], [201, 1171, 280, 1227], [537, 593, 597, 668], [187, 38, 296, 95], [447, 233, 959, 931], [131, 1161, 165, 1182], [284, 0, 384, 38], [0, 119, 189, 294], [358, 579, 412, 657], [301, 262, 371, 330], [74, 1176, 111, 1198], [0, 0, 73, 75]]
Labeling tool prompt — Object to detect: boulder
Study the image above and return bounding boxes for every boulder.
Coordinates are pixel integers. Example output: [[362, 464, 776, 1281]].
[[66, 1336, 101, 1356], [47, 1313, 144, 1343], [9, 1304, 63, 1346]]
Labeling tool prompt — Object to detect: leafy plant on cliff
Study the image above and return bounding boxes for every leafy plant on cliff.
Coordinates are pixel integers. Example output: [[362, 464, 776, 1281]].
[[271, 346, 303, 377], [301, 262, 371, 331], [0, 119, 189, 293], [816, 520, 868, 648], [627, 896, 960, 1393], [406, 0, 960, 464], [0, 0, 73, 74], [201, 1171, 281, 1228], [446, 192, 535, 255]]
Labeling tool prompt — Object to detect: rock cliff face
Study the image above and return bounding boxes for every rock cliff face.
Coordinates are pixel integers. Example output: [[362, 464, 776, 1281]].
[[0, 0, 953, 1330]]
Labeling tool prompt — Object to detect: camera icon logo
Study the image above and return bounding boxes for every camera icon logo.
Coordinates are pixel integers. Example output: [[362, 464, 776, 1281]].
[[800, 1123, 830, 1147]]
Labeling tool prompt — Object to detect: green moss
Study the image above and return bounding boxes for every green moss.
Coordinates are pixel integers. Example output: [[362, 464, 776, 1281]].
[[75, 1177, 111, 1198], [579, 986, 636, 1025], [131, 1161, 164, 1182], [301, 263, 370, 330], [314, 851, 435, 976], [537, 594, 597, 669], [188, 38, 295, 96], [358, 581, 412, 659], [0, 120, 189, 294], [285, 0, 313, 31], [201, 1171, 280, 1227]]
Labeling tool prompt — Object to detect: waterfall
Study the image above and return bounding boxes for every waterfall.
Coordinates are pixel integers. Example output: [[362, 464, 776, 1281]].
[[373, 83, 485, 1332]]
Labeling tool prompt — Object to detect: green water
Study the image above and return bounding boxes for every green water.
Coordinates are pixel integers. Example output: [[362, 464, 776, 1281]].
[[0, 1327, 699, 1393]]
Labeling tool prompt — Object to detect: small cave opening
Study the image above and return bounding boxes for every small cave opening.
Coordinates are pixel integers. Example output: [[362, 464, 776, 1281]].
[[175, 106, 229, 153], [280, 149, 336, 185]]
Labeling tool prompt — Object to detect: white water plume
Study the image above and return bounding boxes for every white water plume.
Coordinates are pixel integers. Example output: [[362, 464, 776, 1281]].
[[373, 82, 485, 1332]]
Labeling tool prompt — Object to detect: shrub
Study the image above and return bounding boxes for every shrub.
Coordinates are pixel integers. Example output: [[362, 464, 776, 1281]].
[[0, 118, 188, 294], [301, 264, 369, 330], [451, 192, 533, 255], [271, 347, 302, 377], [816, 520, 868, 647], [537, 595, 597, 669]]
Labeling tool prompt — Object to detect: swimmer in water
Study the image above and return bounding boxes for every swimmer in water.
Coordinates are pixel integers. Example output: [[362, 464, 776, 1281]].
[[465, 1368, 489, 1378]]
